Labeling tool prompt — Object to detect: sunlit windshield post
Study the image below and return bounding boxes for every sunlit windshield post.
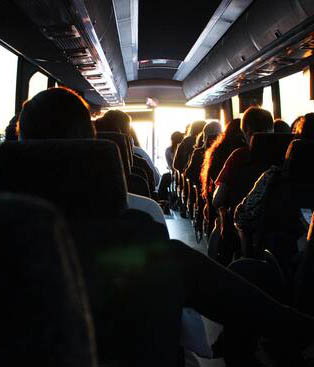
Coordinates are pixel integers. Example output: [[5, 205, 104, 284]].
[[0, 44, 18, 136]]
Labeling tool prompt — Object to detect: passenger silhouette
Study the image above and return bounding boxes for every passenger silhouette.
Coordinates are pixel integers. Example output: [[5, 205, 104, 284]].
[[291, 115, 304, 134], [98, 109, 160, 186], [296, 113, 314, 140], [213, 107, 274, 209], [200, 118, 245, 234], [173, 120, 206, 173], [274, 119, 290, 133], [158, 131, 184, 201], [185, 121, 222, 187], [19, 87, 95, 139], [5, 115, 18, 141], [165, 131, 184, 171]]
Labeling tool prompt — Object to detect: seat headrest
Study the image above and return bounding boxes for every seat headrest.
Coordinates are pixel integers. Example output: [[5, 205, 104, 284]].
[[285, 139, 314, 182], [0, 140, 127, 219], [0, 193, 97, 367], [285, 139, 314, 208], [250, 133, 294, 166], [97, 131, 133, 170]]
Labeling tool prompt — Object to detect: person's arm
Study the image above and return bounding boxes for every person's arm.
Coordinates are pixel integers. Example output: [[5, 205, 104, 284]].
[[212, 182, 228, 209], [173, 141, 185, 172], [213, 148, 246, 209], [165, 148, 173, 171]]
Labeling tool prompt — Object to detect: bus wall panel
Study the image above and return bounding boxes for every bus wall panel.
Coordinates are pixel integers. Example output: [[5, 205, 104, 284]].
[[84, 0, 128, 99], [183, 0, 314, 102]]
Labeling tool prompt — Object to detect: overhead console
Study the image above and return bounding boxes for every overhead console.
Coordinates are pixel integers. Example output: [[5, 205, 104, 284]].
[[185, 0, 314, 106], [1, 0, 127, 107]]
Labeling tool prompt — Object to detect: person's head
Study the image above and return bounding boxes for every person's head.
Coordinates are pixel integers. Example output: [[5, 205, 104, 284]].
[[189, 120, 207, 138], [170, 131, 184, 151], [274, 119, 290, 133], [98, 110, 131, 136], [224, 118, 242, 136], [241, 106, 274, 143], [291, 116, 303, 134], [19, 87, 95, 140], [5, 115, 18, 141], [203, 121, 222, 147], [296, 113, 314, 140], [95, 113, 121, 133]]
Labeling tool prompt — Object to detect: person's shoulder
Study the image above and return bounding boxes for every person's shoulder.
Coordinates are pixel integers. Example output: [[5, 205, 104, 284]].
[[224, 145, 249, 165], [231, 145, 249, 158], [133, 146, 145, 156]]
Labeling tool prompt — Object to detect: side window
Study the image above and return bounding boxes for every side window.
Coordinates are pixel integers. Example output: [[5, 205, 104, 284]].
[[262, 86, 273, 117], [280, 69, 314, 125], [232, 95, 240, 119], [28, 71, 48, 100], [0, 44, 18, 135]]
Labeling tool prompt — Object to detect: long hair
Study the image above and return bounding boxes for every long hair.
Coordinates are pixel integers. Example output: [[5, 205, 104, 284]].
[[296, 113, 314, 140], [200, 119, 242, 198]]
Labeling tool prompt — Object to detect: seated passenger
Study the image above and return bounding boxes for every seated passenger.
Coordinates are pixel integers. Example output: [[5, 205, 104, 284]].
[[296, 113, 314, 140], [173, 120, 206, 174], [5, 115, 18, 141], [165, 131, 184, 171], [200, 118, 245, 231], [18, 87, 166, 227], [234, 113, 314, 271], [274, 119, 290, 133], [158, 131, 184, 201], [213, 107, 274, 210], [291, 115, 303, 134], [19, 88, 95, 139], [97, 109, 160, 187], [185, 121, 222, 186]]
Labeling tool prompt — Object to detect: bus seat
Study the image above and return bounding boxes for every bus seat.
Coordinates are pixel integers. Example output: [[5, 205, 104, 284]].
[[97, 131, 131, 175], [0, 139, 128, 220], [133, 153, 155, 195], [128, 172, 151, 197], [228, 255, 286, 302], [285, 139, 314, 209], [250, 133, 294, 167], [228, 132, 294, 208], [294, 213, 314, 316], [0, 193, 97, 367], [97, 131, 150, 197]]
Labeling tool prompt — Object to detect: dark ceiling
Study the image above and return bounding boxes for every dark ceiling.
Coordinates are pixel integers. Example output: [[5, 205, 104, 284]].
[[138, 0, 225, 61]]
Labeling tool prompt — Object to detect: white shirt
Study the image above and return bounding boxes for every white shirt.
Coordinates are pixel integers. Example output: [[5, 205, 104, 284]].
[[133, 146, 161, 186], [127, 193, 167, 228]]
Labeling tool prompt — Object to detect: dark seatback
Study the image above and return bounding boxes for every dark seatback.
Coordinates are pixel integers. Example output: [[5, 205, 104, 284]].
[[133, 153, 155, 193], [97, 131, 132, 176], [128, 172, 151, 197], [229, 133, 294, 207], [0, 193, 97, 367], [0, 140, 128, 220], [250, 133, 294, 168], [294, 213, 314, 316], [284, 139, 314, 208], [228, 256, 286, 302]]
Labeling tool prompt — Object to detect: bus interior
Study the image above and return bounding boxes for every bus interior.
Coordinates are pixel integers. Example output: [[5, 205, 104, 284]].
[[1, 0, 314, 366]]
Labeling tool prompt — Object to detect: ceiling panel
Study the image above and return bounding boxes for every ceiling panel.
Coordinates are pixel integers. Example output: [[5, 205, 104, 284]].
[[138, 0, 224, 61]]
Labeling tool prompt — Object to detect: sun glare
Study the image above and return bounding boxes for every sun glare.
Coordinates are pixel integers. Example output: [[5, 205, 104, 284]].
[[154, 106, 205, 174]]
